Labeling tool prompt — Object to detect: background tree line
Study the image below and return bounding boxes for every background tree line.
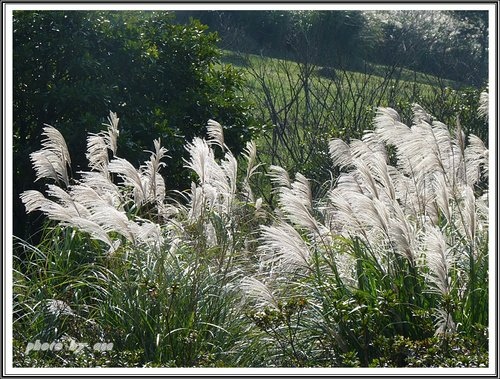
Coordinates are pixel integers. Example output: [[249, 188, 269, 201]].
[[175, 10, 488, 87]]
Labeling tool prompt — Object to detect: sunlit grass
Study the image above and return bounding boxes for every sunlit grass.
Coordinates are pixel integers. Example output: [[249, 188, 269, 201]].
[[13, 93, 489, 367]]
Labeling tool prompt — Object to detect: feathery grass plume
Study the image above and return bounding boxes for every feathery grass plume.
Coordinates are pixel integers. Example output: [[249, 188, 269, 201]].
[[365, 197, 391, 239], [32, 183, 131, 249], [19, 188, 115, 249], [344, 132, 394, 202], [20, 190, 55, 215], [268, 165, 291, 189], [185, 134, 239, 217], [242, 140, 258, 177], [375, 105, 469, 221], [353, 158, 380, 200], [20, 189, 82, 223], [63, 216, 117, 251], [90, 206, 138, 244], [423, 226, 453, 295], [242, 140, 261, 202], [30, 126, 71, 186], [465, 134, 489, 184], [45, 184, 90, 218], [373, 106, 409, 147], [45, 299, 76, 318], [206, 119, 225, 149], [142, 139, 169, 203], [221, 152, 238, 198], [433, 171, 452, 223], [86, 111, 120, 173], [389, 203, 418, 263], [461, 185, 477, 243], [478, 91, 489, 120], [187, 183, 204, 222], [259, 222, 312, 272], [412, 103, 432, 125], [434, 308, 456, 336], [328, 139, 352, 169], [69, 184, 118, 214], [135, 220, 164, 250], [78, 171, 122, 208], [108, 157, 145, 205], [476, 192, 489, 228], [277, 173, 322, 234], [396, 121, 442, 179], [371, 155, 396, 201], [104, 111, 120, 155], [240, 277, 280, 310], [353, 131, 388, 163], [204, 220, 218, 248], [86, 134, 110, 173], [326, 176, 369, 237], [184, 137, 213, 185]]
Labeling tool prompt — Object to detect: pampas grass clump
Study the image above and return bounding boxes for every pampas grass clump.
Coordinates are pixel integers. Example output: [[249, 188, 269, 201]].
[[16, 99, 489, 367]]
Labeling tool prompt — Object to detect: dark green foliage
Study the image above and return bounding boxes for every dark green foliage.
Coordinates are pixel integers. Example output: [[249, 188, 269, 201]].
[[370, 331, 488, 368], [175, 10, 369, 69]]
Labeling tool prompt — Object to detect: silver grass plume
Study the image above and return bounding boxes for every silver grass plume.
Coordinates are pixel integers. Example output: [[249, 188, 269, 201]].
[[259, 222, 312, 272], [185, 135, 238, 218], [434, 308, 456, 336], [86, 112, 119, 173], [64, 216, 116, 251], [268, 165, 291, 190], [45, 299, 76, 317], [69, 184, 116, 211], [277, 173, 322, 234], [423, 226, 453, 296], [465, 134, 489, 184], [86, 134, 110, 173], [206, 119, 225, 150], [20, 188, 115, 250], [108, 157, 146, 205], [184, 137, 213, 185], [412, 103, 432, 125], [242, 140, 261, 202], [90, 205, 139, 244], [104, 111, 120, 154], [461, 185, 477, 243], [389, 202, 418, 263], [328, 139, 352, 169], [45, 184, 90, 219], [240, 277, 280, 310], [141, 139, 169, 204], [30, 126, 71, 186], [373, 107, 409, 147], [78, 172, 122, 208], [221, 152, 238, 198], [20, 190, 75, 222], [433, 171, 451, 223], [478, 91, 488, 120], [422, 226, 457, 337]]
